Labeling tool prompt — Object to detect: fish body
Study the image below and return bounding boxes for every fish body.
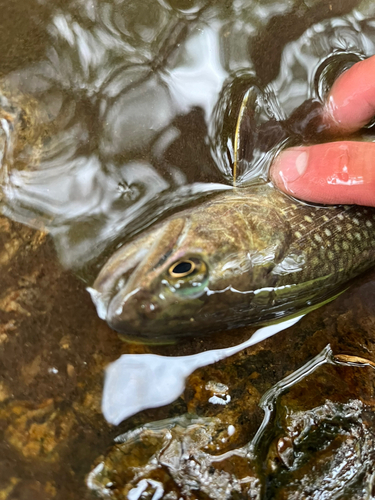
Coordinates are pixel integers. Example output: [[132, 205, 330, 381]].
[[91, 183, 375, 343]]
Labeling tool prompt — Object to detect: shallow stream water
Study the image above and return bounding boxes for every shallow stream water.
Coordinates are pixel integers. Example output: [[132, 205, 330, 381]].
[[2, 0, 375, 498], [3, 0, 375, 274]]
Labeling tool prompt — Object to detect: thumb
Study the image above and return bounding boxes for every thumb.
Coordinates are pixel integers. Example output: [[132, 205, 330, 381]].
[[270, 141, 375, 207], [325, 55, 375, 133]]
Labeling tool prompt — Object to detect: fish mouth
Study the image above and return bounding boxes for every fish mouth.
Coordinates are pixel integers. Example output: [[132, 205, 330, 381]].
[[88, 236, 153, 322], [89, 218, 186, 337]]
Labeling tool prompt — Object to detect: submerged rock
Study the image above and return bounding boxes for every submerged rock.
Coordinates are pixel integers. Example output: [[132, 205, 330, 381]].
[[88, 415, 262, 499], [88, 346, 375, 499], [266, 399, 375, 499]]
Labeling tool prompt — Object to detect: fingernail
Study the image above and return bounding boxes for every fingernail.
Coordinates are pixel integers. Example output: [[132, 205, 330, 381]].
[[272, 148, 308, 186]]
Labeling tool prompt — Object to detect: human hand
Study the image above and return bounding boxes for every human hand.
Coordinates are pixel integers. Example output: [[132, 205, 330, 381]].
[[270, 55, 375, 207]]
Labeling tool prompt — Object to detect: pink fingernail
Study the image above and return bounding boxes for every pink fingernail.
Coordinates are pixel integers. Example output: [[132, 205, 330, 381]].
[[272, 149, 308, 185]]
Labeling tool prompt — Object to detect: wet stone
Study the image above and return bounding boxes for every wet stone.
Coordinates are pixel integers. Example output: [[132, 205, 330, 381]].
[[0, 216, 138, 498], [265, 400, 375, 499], [87, 415, 262, 500], [1, 399, 75, 462], [88, 338, 375, 499]]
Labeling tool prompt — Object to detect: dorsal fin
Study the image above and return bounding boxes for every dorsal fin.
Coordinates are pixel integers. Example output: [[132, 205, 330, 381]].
[[233, 85, 288, 186], [233, 88, 252, 185]]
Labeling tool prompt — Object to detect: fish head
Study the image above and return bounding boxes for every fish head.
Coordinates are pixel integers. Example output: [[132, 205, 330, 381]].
[[90, 190, 290, 342]]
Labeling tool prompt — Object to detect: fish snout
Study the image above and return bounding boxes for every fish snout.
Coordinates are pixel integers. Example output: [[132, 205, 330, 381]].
[[106, 287, 161, 335], [91, 217, 188, 339]]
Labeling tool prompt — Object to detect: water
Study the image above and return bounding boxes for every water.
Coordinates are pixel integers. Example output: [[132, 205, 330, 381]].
[[2, 0, 375, 498], [2, 0, 375, 273]]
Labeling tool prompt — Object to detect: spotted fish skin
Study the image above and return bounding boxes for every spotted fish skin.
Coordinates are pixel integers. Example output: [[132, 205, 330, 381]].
[[91, 184, 375, 342]]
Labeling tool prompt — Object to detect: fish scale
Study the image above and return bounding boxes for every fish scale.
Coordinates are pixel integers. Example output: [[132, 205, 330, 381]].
[[280, 201, 375, 283]]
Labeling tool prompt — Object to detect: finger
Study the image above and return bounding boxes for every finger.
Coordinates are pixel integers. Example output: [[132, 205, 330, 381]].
[[270, 141, 375, 207], [325, 56, 375, 133]]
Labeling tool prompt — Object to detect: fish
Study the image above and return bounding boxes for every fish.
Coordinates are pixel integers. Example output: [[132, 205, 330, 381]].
[[89, 182, 375, 343]]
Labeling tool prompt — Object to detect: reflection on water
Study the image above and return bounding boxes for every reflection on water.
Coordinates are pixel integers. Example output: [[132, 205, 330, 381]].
[[1, 0, 375, 274]]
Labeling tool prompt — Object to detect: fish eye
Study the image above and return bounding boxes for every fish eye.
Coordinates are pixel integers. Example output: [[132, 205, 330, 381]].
[[168, 259, 196, 278]]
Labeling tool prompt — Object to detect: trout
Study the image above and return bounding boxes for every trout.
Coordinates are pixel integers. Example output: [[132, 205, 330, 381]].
[[90, 183, 375, 343]]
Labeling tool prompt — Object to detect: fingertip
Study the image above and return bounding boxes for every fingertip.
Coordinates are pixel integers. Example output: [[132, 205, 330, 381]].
[[270, 147, 309, 193], [271, 142, 375, 207], [324, 55, 375, 133]]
